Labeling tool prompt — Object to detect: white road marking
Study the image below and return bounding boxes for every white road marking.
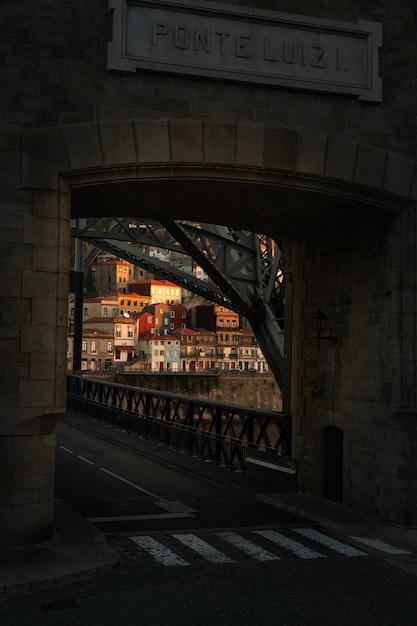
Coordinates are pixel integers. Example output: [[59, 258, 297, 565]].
[[130, 536, 189, 567], [349, 536, 411, 555], [173, 533, 234, 563], [216, 531, 280, 561], [88, 512, 195, 522], [76, 455, 94, 465], [99, 467, 161, 499], [254, 529, 326, 559], [155, 500, 198, 514], [294, 528, 366, 556], [128, 529, 381, 567], [59, 446, 74, 454]]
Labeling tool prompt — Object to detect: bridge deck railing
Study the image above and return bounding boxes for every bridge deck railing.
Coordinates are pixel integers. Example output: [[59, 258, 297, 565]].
[[66, 374, 293, 473]]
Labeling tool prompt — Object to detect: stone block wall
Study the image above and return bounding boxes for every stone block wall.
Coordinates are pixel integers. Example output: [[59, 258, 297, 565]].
[[1, 0, 417, 542]]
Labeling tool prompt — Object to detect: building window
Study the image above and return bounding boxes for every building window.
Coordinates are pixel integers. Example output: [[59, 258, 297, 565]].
[[103, 308, 108, 317], [107, 341, 112, 352], [82, 340, 87, 352], [84, 307, 88, 316], [91, 341, 97, 353], [171, 311, 175, 317], [128, 328, 133, 337], [116, 326, 122, 337], [170, 323, 174, 330], [182, 311, 186, 318]]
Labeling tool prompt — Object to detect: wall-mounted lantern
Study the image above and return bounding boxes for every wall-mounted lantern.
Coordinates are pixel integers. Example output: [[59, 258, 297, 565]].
[[311, 308, 338, 348]]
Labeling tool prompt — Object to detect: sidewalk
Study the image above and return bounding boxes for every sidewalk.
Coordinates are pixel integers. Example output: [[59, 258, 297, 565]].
[[0, 498, 120, 598], [1, 411, 417, 597]]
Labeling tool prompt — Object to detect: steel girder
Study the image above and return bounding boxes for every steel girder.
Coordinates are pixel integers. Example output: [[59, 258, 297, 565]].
[[70, 218, 291, 411]]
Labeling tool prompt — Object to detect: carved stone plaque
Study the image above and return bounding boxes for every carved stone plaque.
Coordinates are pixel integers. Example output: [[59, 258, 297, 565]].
[[108, 0, 382, 102]]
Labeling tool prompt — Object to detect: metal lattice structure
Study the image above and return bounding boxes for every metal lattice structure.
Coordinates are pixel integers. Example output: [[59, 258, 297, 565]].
[[67, 374, 293, 469], [70, 218, 292, 412]]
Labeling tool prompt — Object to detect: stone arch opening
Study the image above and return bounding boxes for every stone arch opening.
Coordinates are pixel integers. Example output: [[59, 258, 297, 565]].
[[24, 118, 415, 229], [10, 117, 416, 545]]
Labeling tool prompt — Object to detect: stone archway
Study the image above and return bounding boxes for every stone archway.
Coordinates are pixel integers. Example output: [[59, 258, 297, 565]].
[[24, 119, 415, 226], [6, 117, 415, 545]]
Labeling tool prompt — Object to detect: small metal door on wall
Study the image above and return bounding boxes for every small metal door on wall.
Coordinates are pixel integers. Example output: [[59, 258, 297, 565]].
[[323, 426, 343, 503]]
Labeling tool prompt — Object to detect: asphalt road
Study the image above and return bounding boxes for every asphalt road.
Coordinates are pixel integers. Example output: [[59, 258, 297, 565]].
[[55, 421, 305, 533], [1, 422, 417, 625]]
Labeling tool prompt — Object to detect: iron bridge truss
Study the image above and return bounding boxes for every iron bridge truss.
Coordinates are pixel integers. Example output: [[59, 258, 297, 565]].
[[70, 217, 292, 412]]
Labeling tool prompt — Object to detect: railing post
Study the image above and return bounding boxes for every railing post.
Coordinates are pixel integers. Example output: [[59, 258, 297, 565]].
[[247, 410, 255, 448], [186, 401, 195, 454], [145, 392, 151, 418], [215, 406, 222, 464]]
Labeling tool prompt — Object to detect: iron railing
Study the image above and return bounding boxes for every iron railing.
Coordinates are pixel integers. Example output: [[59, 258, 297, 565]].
[[66, 374, 292, 472]]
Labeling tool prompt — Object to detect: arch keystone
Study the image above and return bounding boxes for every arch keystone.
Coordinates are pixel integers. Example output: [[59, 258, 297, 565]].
[[63, 123, 102, 171], [265, 128, 297, 171], [236, 123, 265, 167], [170, 119, 203, 163], [203, 121, 235, 165], [135, 120, 170, 163], [99, 121, 136, 165], [383, 153, 416, 197]]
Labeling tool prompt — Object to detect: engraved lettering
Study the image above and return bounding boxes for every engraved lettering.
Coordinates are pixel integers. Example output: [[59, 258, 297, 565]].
[[311, 44, 325, 68], [216, 31, 231, 55], [336, 47, 349, 71], [116, 3, 381, 102], [264, 37, 278, 62], [301, 43, 307, 66], [283, 41, 297, 64], [152, 22, 168, 45], [174, 26, 189, 49], [195, 28, 210, 52], [236, 35, 250, 58]]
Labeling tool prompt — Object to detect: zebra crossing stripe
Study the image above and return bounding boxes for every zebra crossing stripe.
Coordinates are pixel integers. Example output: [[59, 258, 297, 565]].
[[130, 535, 189, 566], [253, 529, 326, 560], [349, 536, 411, 555], [173, 533, 234, 563], [216, 531, 280, 561], [294, 528, 366, 557]]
